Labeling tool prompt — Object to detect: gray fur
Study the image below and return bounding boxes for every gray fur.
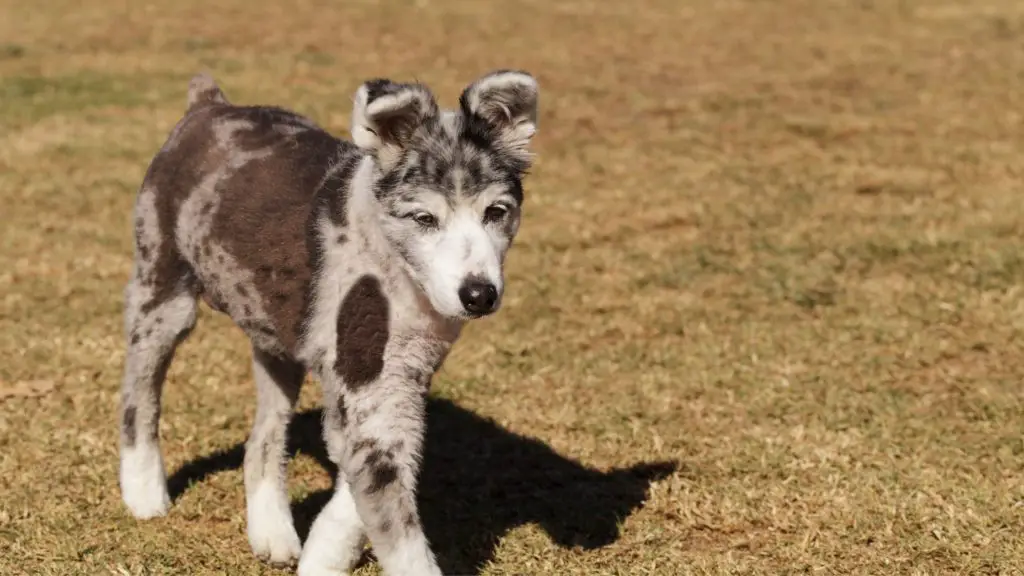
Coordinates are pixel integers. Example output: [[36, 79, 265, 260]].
[[117, 70, 538, 575]]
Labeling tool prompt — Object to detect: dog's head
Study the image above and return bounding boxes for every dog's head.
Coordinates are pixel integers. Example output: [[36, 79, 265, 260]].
[[351, 70, 539, 321]]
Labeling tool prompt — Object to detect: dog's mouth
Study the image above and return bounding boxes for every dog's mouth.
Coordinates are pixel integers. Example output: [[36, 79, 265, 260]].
[[462, 307, 498, 321]]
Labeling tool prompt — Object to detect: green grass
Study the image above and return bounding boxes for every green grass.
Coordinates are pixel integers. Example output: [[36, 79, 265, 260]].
[[2, 0, 1024, 574]]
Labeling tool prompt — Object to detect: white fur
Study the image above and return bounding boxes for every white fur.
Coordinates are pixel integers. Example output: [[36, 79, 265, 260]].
[[246, 480, 302, 564], [120, 444, 170, 519], [350, 85, 381, 150], [299, 157, 379, 369], [392, 179, 514, 319], [298, 479, 367, 576], [376, 537, 443, 576], [422, 208, 504, 318]]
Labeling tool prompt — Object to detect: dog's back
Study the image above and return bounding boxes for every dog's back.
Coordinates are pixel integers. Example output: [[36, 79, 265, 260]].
[[130, 74, 360, 359]]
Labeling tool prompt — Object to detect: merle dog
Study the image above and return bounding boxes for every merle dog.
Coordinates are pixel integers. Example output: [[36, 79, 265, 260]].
[[118, 70, 539, 575]]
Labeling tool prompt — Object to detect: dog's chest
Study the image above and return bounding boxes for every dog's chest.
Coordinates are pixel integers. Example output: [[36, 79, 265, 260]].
[[297, 220, 457, 385]]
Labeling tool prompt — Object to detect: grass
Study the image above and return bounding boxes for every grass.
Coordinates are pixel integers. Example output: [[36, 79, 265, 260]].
[[1, 0, 1023, 574]]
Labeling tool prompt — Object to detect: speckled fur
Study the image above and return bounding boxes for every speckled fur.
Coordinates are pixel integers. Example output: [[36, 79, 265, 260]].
[[118, 71, 539, 575]]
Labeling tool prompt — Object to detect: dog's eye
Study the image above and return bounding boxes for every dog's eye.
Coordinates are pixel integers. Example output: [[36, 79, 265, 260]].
[[411, 212, 438, 228], [483, 204, 508, 223]]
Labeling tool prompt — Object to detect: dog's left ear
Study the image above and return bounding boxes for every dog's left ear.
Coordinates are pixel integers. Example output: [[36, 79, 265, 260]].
[[460, 70, 539, 164]]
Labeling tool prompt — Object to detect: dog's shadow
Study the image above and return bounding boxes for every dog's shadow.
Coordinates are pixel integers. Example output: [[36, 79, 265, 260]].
[[168, 397, 676, 574]]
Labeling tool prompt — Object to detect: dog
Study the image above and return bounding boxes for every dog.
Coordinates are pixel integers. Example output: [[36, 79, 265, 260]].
[[118, 69, 539, 576]]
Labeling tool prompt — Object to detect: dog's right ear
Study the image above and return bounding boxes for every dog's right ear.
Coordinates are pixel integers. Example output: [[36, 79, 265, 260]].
[[351, 80, 438, 165]]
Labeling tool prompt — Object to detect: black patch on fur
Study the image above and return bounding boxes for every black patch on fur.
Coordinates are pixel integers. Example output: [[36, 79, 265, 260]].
[[374, 165, 403, 200], [130, 332, 140, 346], [362, 79, 399, 103], [351, 439, 377, 455], [336, 395, 348, 430], [335, 275, 389, 390], [365, 448, 385, 468], [260, 440, 271, 470], [463, 156, 484, 186], [318, 153, 360, 227], [459, 111, 499, 154], [401, 163, 420, 183], [407, 365, 432, 390], [122, 405, 137, 447], [368, 459, 399, 494]]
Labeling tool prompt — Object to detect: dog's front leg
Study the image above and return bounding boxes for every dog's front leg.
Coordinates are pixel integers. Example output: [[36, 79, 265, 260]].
[[300, 372, 439, 576], [343, 377, 439, 576]]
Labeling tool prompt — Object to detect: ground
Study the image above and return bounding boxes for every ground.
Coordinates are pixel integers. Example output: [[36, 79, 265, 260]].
[[1, 0, 1023, 574]]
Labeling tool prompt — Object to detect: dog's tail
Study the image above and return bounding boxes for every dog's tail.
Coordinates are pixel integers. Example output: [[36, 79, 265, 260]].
[[186, 72, 228, 109]]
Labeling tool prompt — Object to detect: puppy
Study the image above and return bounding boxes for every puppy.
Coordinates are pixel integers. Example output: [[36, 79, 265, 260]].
[[119, 70, 539, 575]]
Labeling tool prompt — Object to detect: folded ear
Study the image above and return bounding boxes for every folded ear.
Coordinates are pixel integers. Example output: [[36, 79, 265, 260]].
[[351, 79, 439, 155], [460, 70, 539, 161]]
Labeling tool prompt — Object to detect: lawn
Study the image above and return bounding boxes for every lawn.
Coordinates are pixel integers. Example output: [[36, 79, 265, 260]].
[[1, 0, 1023, 574]]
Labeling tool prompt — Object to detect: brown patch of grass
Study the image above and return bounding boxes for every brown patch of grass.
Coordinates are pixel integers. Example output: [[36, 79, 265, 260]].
[[2, 0, 1024, 574]]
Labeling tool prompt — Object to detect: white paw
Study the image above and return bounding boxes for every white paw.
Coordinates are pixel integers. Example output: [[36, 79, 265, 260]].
[[378, 537, 443, 576], [247, 481, 302, 566], [120, 445, 171, 519], [298, 481, 366, 576]]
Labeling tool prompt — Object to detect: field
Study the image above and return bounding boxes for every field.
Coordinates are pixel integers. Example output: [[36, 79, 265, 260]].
[[2, 0, 1023, 574]]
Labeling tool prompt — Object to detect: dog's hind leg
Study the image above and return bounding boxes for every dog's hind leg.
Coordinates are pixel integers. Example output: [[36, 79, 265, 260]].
[[244, 348, 304, 566], [119, 185, 199, 519]]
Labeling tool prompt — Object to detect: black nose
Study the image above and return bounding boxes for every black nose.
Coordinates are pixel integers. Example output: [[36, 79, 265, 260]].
[[458, 279, 498, 315]]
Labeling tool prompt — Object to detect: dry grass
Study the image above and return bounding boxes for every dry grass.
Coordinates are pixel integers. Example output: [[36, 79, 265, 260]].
[[2, 0, 1024, 574]]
